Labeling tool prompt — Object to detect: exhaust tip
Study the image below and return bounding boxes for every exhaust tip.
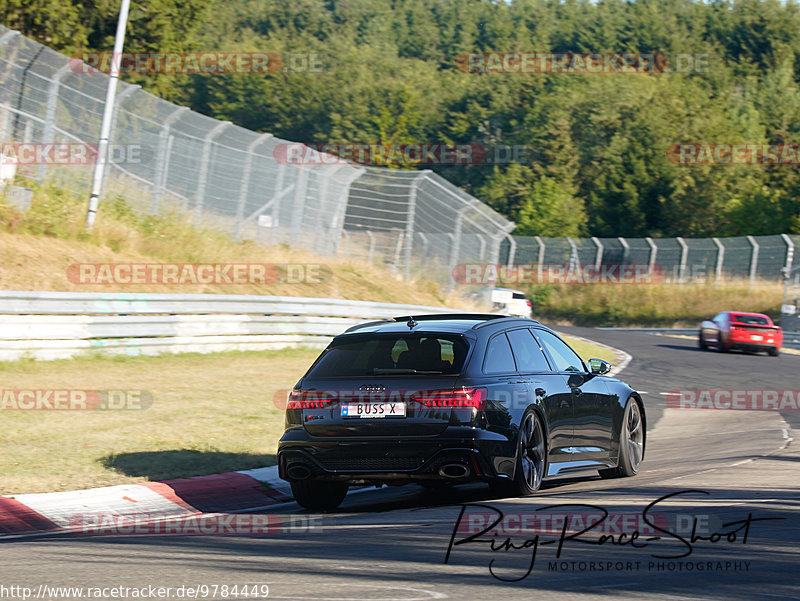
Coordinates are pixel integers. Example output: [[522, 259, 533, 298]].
[[438, 463, 470, 479], [286, 464, 312, 480]]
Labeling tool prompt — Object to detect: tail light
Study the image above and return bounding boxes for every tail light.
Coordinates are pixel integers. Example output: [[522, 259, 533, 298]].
[[526, 300, 532, 308], [412, 388, 487, 409], [286, 390, 335, 410]]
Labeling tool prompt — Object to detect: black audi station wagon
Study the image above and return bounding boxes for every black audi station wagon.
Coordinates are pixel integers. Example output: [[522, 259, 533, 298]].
[[278, 314, 645, 510]]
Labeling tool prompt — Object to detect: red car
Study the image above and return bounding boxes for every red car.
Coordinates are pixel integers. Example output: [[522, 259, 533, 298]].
[[699, 311, 782, 356]]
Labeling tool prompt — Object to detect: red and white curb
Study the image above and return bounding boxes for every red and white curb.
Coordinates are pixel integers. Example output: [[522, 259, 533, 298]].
[[0, 466, 290, 539]]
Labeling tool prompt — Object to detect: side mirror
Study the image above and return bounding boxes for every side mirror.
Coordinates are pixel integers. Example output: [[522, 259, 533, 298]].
[[588, 358, 611, 375]]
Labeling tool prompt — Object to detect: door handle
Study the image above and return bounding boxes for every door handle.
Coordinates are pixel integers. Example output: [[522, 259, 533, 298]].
[[534, 387, 547, 397]]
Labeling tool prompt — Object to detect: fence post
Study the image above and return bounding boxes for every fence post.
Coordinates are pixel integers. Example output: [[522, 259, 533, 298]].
[[403, 171, 427, 280], [193, 120, 231, 222], [747, 235, 759, 290], [150, 106, 188, 214], [290, 166, 310, 237], [476, 233, 487, 261], [449, 208, 467, 279], [646, 237, 657, 273], [712, 238, 725, 287], [331, 166, 363, 255], [100, 82, 140, 195], [0, 31, 21, 144], [618, 236, 630, 264], [37, 63, 71, 182], [676, 237, 688, 283], [505, 233, 517, 267], [591, 236, 603, 268], [366, 230, 376, 264], [269, 163, 287, 244], [781, 234, 795, 319], [534, 236, 545, 266], [234, 133, 272, 240]]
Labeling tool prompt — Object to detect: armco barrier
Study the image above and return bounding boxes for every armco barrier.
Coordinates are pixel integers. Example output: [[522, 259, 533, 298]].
[[599, 327, 800, 350], [0, 291, 462, 361]]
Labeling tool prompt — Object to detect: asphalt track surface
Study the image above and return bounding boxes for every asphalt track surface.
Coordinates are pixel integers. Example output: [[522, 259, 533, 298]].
[[3, 328, 799, 601]]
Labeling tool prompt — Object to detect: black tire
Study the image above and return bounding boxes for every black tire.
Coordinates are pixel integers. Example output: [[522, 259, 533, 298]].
[[491, 409, 546, 498], [769, 347, 780, 357], [290, 480, 348, 511], [600, 399, 645, 479], [716, 337, 728, 353], [698, 334, 707, 350]]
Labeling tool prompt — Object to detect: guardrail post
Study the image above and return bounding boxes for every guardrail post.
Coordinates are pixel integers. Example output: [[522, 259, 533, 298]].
[[591, 236, 603, 268], [37, 63, 71, 182], [505, 232, 516, 267], [193, 120, 231, 223], [150, 106, 188, 214], [676, 237, 688, 284], [747, 235, 759, 290]]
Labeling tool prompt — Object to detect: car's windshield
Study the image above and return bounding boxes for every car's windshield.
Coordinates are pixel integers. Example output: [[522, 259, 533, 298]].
[[307, 334, 469, 378], [732, 314, 769, 325]]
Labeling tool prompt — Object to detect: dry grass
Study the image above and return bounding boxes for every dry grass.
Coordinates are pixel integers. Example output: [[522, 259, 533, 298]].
[[0, 183, 464, 306], [527, 281, 783, 327]]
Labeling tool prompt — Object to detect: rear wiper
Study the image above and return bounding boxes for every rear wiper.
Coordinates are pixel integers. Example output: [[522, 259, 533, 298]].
[[372, 368, 444, 374]]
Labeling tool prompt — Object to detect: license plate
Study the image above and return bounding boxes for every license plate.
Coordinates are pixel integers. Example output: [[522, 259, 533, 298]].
[[341, 402, 406, 418], [751, 334, 763, 341]]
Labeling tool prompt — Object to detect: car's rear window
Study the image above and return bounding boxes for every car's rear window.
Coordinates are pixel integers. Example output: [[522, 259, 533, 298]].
[[307, 334, 470, 378], [732, 314, 769, 325]]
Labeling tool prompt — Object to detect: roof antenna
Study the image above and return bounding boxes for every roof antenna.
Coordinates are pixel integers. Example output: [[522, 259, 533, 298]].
[[406, 317, 418, 330]]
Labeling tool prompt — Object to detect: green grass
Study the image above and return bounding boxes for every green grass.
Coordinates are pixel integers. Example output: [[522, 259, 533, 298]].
[[0, 333, 614, 495]]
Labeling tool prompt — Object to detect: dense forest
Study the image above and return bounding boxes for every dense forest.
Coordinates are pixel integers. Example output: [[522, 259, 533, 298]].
[[3, 0, 800, 237]]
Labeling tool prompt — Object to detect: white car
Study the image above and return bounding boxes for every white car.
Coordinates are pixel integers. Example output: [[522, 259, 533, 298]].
[[491, 287, 533, 317]]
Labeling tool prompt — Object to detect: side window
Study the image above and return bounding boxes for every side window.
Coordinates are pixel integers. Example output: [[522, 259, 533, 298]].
[[534, 330, 586, 373], [483, 333, 517, 374], [506, 328, 550, 373]]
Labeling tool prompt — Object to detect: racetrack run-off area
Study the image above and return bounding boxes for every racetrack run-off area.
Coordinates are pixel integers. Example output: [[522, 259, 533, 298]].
[[2, 328, 798, 601]]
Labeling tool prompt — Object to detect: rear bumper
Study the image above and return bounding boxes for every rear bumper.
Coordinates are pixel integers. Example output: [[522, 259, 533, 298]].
[[729, 339, 780, 352], [277, 427, 512, 484]]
